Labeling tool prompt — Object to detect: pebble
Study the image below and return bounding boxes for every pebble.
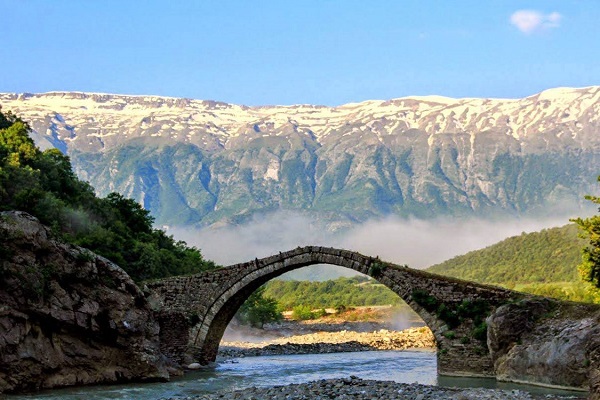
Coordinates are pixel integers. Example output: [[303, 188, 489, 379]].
[[192, 327, 586, 400], [161, 377, 585, 400], [218, 326, 435, 358]]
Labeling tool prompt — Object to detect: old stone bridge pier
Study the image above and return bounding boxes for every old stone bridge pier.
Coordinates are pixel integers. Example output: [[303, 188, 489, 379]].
[[146, 246, 523, 377]]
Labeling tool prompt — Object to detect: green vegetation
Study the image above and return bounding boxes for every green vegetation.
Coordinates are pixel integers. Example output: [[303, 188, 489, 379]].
[[236, 286, 282, 328], [291, 305, 326, 321], [427, 224, 583, 284], [411, 289, 490, 344], [263, 276, 401, 309], [238, 275, 402, 327], [571, 176, 600, 302], [411, 290, 490, 328], [426, 224, 599, 302], [512, 282, 593, 301], [0, 108, 215, 282], [368, 260, 384, 277]]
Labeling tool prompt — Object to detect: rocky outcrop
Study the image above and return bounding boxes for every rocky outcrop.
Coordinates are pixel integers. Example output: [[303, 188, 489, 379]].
[[0, 211, 172, 394], [487, 298, 600, 394], [586, 324, 600, 400]]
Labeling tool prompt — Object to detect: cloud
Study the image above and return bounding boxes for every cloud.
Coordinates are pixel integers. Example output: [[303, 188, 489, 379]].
[[510, 10, 562, 34], [169, 211, 573, 280]]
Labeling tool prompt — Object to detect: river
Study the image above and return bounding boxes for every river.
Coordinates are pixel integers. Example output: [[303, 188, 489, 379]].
[[6, 350, 583, 399]]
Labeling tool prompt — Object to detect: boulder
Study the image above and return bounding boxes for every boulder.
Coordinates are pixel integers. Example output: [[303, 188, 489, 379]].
[[0, 211, 172, 394], [587, 324, 600, 400], [186, 363, 202, 370], [487, 298, 600, 391]]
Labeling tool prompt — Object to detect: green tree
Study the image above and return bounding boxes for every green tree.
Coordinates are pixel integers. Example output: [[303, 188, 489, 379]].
[[0, 108, 216, 282], [237, 286, 282, 328], [572, 177, 600, 302], [105, 192, 154, 234], [0, 119, 38, 167]]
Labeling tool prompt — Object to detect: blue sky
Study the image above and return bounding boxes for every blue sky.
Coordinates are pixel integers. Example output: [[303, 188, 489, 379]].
[[1, 1, 599, 105]]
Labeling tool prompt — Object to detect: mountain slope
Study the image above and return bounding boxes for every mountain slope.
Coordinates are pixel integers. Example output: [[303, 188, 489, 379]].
[[427, 224, 584, 284], [1, 87, 600, 227], [426, 224, 596, 301]]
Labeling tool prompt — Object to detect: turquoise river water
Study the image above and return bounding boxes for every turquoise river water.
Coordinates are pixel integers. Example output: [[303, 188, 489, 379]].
[[5, 350, 584, 399]]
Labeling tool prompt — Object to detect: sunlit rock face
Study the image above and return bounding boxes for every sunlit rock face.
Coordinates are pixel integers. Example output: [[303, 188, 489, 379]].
[[487, 298, 600, 392], [0, 211, 171, 394], [1, 87, 600, 227]]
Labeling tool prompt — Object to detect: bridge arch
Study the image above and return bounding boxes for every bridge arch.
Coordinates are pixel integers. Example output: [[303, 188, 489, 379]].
[[147, 246, 520, 377], [197, 248, 440, 365]]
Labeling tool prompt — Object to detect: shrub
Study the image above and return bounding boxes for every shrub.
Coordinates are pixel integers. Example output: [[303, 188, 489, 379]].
[[291, 305, 315, 321], [411, 289, 439, 312], [368, 261, 384, 277], [472, 322, 488, 344], [442, 330, 456, 339]]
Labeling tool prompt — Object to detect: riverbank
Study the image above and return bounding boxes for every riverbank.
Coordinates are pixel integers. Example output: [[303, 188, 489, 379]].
[[218, 326, 434, 358], [209, 317, 586, 399], [170, 376, 585, 399], [217, 305, 429, 358]]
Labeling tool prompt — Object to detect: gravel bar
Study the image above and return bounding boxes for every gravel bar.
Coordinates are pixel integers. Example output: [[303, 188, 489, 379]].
[[165, 376, 585, 400]]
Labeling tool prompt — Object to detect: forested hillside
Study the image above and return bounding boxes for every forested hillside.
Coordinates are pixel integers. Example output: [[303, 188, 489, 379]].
[[426, 224, 594, 301], [0, 109, 215, 282], [263, 276, 401, 309]]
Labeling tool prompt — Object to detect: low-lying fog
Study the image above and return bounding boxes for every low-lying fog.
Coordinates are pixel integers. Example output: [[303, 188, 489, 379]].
[[169, 211, 576, 280]]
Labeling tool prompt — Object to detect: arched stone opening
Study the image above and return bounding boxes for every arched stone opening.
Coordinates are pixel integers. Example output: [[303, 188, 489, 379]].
[[147, 246, 520, 377], [192, 250, 441, 366]]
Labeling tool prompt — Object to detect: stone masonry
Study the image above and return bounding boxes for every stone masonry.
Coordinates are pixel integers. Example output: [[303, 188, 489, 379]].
[[146, 246, 523, 377]]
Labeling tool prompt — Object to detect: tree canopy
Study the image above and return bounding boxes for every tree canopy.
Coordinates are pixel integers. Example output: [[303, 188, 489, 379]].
[[572, 176, 600, 302], [263, 276, 401, 309], [0, 108, 215, 282], [427, 224, 583, 284], [236, 286, 281, 328]]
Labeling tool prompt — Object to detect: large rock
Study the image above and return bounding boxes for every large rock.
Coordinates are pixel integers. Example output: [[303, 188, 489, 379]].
[[487, 298, 600, 393], [0, 211, 172, 394], [587, 324, 600, 400]]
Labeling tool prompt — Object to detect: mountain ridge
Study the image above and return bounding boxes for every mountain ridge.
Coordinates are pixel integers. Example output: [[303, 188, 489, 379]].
[[2, 86, 600, 149], [1, 87, 599, 227]]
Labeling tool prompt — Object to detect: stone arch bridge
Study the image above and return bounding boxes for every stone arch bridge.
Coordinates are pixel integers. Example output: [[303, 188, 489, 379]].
[[146, 246, 523, 377]]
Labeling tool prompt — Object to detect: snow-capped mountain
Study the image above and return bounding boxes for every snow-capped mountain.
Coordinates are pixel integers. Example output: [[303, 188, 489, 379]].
[[1, 87, 599, 227]]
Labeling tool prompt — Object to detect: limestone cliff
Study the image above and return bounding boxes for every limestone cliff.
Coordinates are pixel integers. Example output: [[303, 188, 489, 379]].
[[0, 211, 171, 394], [487, 298, 600, 397]]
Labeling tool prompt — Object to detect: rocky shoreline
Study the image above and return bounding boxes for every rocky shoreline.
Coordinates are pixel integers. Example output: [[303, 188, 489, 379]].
[[167, 376, 586, 400]]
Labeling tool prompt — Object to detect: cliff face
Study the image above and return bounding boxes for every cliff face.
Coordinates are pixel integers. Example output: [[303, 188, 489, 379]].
[[487, 298, 600, 395], [0, 211, 171, 394], [1, 87, 599, 227]]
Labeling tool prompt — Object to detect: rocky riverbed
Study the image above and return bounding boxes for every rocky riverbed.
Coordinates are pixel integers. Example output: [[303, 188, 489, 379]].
[[218, 326, 435, 358], [167, 376, 585, 399], [206, 321, 587, 400]]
